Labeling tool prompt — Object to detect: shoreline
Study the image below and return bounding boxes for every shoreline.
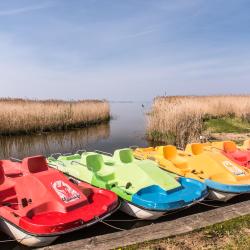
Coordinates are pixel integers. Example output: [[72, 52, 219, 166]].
[[0, 117, 111, 137]]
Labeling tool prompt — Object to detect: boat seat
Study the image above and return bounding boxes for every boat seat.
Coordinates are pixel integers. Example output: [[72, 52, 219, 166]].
[[223, 141, 248, 162], [0, 164, 18, 208], [119, 149, 134, 164], [230, 152, 248, 162], [64, 154, 81, 161], [86, 154, 115, 181], [22, 156, 48, 174], [104, 160, 115, 166], [156, 146, 164, 154], [1, 161, 23, 178], [163, 146, 188, 168], [0, 164, 5, 185], [141, 147, 155, 152], [96, 168, 115, 181], [4, 168, 23, 178], [223, 141, 237, 153], [191, 143, 204, 155]]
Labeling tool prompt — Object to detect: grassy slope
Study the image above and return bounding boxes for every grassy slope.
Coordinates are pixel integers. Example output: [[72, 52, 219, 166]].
[[119, 214, 250, 250], [205, 117, 250, 133], [148, 117, 250, 146]]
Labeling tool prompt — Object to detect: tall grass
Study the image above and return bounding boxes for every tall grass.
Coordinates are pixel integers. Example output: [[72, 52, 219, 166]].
[[0, 98, 110, 135], [147, 95, 250, 148]]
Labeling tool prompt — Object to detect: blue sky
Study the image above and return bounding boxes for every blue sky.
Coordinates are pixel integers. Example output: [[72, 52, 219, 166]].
[[0, 0, 249, 101]]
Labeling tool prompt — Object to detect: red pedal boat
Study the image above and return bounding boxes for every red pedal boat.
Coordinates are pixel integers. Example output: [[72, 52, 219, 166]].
[[221, 141, 250, 169], [0, 156, 119, 247]]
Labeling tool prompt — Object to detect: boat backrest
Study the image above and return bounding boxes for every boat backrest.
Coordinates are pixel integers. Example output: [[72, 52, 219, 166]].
[[163, 145, 177, 160], [22, 156, 48, 173], [191, 143, 204, 155], [114, 149, 134, 164], [155, 146, 164, 154], [86, 154, 104, 172], [223, 141, 237, 153], [0, 163, 5, 184]]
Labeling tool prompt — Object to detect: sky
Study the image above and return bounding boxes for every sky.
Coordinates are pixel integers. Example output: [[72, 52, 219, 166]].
[[0, 0, 250, 101]]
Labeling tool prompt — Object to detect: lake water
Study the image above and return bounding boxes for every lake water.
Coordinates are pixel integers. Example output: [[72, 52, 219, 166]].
[[0, 102, 150, 159]]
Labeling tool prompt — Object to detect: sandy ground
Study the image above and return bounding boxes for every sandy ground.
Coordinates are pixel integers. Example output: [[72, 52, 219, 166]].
[[209, 132, 250, 141]]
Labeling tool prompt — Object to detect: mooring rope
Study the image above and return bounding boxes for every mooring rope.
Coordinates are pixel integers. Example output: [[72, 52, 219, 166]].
[[104, 199, 203, 223], [0, 235, 31, 243], [197, 201, 222, 208], [99, 220, 126, 231], [0, 199, 233, 244], [0, 238, 17, 243], [104, 218, 144, 222]]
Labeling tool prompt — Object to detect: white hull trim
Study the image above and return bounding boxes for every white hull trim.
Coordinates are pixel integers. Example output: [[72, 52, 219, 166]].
[[0, 202, 120, 247], [208, 190, 237, 202], [0, 219, 58, 247], [120, 201, 165, 220]]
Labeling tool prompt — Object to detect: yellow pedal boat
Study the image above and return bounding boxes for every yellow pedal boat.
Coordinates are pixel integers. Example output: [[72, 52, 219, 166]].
[[134, 144, 250, 201], [185, 141, 250, 169]]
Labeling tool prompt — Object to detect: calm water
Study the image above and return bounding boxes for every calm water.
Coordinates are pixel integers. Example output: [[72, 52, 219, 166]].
[[0, 102, 149, 160], [1, 102, 249, 249], [0, 102, 150, 249]]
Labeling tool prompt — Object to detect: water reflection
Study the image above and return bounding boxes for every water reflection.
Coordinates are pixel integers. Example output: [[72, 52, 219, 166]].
[[0, 123, 110, 159]]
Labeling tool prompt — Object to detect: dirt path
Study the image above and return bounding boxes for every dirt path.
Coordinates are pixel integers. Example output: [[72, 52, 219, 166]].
[[209, 132, 250, 142]]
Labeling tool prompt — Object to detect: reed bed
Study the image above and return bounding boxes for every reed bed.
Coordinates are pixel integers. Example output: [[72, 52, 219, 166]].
[[0, 98, 110, 135], [147, 95, 250, 148]]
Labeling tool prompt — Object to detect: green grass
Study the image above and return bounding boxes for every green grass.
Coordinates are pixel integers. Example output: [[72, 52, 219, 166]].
[[118, 215, 250, 250], [204, 214, 250, 236], [205, 117, 250, 133], [148, 130, 176, 145]]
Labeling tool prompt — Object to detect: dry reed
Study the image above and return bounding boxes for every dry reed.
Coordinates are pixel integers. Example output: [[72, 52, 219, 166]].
[[147, 95, 250, 148], [0, 98, 110, 135]]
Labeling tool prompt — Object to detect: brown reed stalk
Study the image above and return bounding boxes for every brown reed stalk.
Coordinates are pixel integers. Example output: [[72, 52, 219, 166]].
[[0, 98, 110, 135], [147, 95, 250, 147]]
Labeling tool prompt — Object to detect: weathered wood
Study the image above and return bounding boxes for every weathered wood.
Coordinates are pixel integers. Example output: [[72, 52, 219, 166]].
[[41, 200, 250, 250]]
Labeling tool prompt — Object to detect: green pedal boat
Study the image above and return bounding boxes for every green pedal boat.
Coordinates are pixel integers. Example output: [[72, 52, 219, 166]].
[[48, 148, 207, 220]]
